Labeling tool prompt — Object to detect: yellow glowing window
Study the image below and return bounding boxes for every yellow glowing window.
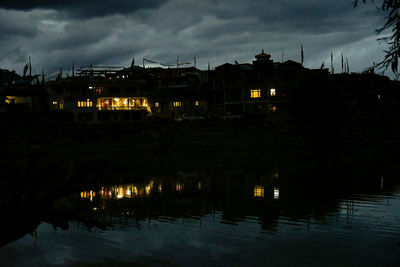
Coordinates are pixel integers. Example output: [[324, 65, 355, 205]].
[[52, 101, 58, 105], [269, 104, 277, 113], [251, 89, 261, 98], [195, 101, 200, 106], [254, 186, 264, 198], [78, 100, 93, 107], [173, 101, 182, 107], [155, 102, 159, 107], [270, 88, 276, 96]]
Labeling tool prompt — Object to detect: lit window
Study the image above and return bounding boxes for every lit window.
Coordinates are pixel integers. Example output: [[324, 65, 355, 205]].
[[52, 101, 58, 105], [78, 100, 93, 108], [173, 101, 182, 107], [195, 101, 200, 106], [269, 104, 277, 113], [270, 88, 276, 96], [254, 186, 264, 198], [378, 94, 381, 100], [95, 87, 104, 94], [88, 86, 93, 89], [155, 102, 159, 107], [251, 89, 261, 98]]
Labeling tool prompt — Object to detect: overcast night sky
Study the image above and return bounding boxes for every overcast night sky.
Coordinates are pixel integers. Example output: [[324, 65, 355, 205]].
[[0, 0, 392, 78]]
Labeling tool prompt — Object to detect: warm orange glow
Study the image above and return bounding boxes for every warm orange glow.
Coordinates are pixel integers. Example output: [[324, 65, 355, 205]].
[[195, 101, 200, 106], [251, 89, 261, 98], [254, 186, 264, 198], [97, 97, 151, 112], [270, 88, 276, 96]]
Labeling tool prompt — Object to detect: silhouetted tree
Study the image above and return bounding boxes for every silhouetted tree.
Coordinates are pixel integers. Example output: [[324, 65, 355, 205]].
[[354, 0, 400, 74]]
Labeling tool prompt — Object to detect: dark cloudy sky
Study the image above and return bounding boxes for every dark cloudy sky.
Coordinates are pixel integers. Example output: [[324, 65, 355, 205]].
[[0, 0, 392, 77]]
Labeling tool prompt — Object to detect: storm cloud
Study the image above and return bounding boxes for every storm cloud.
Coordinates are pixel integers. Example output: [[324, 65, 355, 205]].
[[0, 0, 392, 78]]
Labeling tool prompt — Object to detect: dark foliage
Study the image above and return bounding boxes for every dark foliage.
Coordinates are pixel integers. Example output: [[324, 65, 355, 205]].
[[354, 0, 400, 74]]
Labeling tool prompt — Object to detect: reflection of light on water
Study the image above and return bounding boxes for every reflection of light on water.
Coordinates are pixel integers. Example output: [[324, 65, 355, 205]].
[[117, 187, 124, 199], [254, 186, 264, 198], [274, 188, 279, 199], [176, 183, 184, 192], [145, 185, 151, 196], [80, 190, 96, 201], [133, 186, 138, 196]]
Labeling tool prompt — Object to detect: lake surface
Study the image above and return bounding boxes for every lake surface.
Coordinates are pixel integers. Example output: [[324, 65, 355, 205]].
[[1, 167, 400, 266]]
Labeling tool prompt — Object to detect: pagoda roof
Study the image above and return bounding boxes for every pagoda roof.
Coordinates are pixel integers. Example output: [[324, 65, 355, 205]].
[[255, 49, 271, 60]]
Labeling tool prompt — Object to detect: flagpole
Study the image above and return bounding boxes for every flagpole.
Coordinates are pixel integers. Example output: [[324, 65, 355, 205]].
[[29, 56, 32, 77]]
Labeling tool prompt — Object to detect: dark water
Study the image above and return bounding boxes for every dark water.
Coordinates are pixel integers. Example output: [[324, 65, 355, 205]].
[[1, 168, 400, 266]]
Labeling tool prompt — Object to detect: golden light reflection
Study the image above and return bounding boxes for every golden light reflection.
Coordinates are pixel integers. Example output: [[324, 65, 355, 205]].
[[273, 188, 280, 199], [80, 190, 96, 201], [176, 183, 184, 192], [145, 184, 151, 196], [254, 186, 264, 198]]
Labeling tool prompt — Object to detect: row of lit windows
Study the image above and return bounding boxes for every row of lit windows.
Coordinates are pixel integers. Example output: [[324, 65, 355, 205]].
[[78, 100, 93, 107], [88, 86, 104, 94], [170, 101, 199, 108], [250, 88, 276, 98], [253, 186, 279, 199], [173, 101, 182, 107], [52, 100, 64, 110]]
